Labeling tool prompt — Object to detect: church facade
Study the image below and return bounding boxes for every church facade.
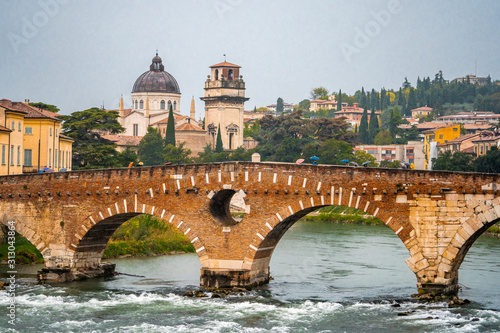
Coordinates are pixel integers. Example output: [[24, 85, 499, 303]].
[[106, 54, 248, 157]]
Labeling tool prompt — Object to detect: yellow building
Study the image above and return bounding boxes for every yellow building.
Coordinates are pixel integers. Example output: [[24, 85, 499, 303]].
[[0, 99, 73, 175], [423, 124, 461, 170]]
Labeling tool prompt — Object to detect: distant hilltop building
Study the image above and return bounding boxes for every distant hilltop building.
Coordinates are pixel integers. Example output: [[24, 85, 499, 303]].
[[106, 54, 248, 156], [266, 102, 294, 114], [436, 111, 500, 125], [451, 74, 489, 85], [310, 94, 344, 112]]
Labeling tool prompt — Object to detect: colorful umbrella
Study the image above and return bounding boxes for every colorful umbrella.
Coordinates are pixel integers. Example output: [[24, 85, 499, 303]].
[[295, 159, 305, 164], [310, 156, 319, 161], [340, 159, 350, 163]]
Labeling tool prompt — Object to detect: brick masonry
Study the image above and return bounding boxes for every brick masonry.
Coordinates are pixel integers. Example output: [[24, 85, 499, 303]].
[[0, 163, 498, 294]]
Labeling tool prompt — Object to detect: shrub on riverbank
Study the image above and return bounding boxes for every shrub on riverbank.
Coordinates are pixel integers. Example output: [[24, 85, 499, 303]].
[[102, 215, 195, 258], [302, 206, 385, 226], [0, 232, 44, 264]]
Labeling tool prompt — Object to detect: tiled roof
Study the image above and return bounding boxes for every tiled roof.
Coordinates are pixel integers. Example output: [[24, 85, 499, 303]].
[[103, 135, 143, 146], [59, 134, 74, 141], [0, 99, 60, 120], [471, 135, 500, 143], [0, 125, 12, 132], [210, 61, 241, 68], [443, 134, 479, 144], [176, 122, 205, 132], [411, 106, 433, 112], [150, 115, 187, 126]]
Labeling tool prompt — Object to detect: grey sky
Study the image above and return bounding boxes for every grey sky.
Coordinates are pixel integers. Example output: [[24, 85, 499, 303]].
[[1, 0, 499, 118]]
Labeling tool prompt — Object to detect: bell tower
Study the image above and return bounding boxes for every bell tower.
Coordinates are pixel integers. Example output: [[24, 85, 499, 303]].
[[201, 61, 249, 150]]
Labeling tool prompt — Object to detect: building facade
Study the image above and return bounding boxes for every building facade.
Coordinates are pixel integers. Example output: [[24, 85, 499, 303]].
[[0, 99, 73, 175], [423, 124, 461, 170], [201, 62, 249, 150], [354, 141, 425, 169]]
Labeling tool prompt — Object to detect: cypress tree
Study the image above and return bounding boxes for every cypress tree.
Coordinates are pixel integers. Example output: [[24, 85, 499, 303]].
[[359, 106, 370, 144], [165, 104, 176, 146], [215, 123, 223, 152], [337, 89, 342, 111], [368, 108, 379, 142]]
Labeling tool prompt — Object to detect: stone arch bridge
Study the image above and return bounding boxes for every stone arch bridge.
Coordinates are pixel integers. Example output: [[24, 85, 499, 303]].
[[0, 162, 499, 295]]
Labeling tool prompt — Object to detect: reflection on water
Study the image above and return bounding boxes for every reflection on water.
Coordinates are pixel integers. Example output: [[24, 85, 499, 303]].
[[1, 221, 500, 332]]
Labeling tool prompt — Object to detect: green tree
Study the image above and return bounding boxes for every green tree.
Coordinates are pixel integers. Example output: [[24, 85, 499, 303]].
[[297, 99, 310, 111], [164, 142, 192, 164], [29, 102, 60, 113], [60, 107, 124, 169], [359, 106, 370, 143], [389, 106, 402, 137], [373, 130, 393, 145], [215, 124, 223, 152], [244, 121, 261, 138], [138, 127, 165, 166], [473, 146, 500, 173], [165, 105, 176, 146], [276, 97, 284, 113], [432, 150, 474, 172], [379, 159, 402, 168], [116, 147, 138, 167], [310, 87, 329, 100], [317, 139, 354, 165], [353, 150, 377, 166], [337, 89, 342, 111], [368, 108, 379, 142]]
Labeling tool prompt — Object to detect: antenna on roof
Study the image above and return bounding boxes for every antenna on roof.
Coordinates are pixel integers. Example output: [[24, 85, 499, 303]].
[[156, 49, 158, 56], [223, 54, 226, 62], [475, 59, 477, 76]]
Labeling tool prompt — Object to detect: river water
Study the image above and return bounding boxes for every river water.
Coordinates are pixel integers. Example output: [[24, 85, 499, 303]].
[[2, 221, 500, 332]]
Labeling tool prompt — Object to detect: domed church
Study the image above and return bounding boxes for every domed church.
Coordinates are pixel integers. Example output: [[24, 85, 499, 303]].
[[106, 53, 248, 157], [108, 53, 206, 156]]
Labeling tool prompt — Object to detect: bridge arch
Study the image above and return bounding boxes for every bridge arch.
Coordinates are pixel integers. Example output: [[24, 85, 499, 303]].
[[436, 197, 500, 291], [70, 195, 207, 271]]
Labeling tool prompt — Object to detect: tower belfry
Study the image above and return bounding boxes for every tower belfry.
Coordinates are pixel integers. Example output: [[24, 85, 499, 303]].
[[200, 61, 249, 150]]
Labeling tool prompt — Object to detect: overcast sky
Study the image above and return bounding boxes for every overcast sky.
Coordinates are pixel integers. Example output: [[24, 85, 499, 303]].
[[1, 0, 499, 118]]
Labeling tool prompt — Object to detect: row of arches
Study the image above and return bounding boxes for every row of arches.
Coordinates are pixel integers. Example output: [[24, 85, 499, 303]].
[[133, 99, 177, 110]]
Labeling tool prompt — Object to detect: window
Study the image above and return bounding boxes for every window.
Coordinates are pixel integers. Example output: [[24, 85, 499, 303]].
[[168, 100, 172, 110], [135, 100, 138, 109], [18, 122, 21, 132], [50, 128, 52, 136], [1, 145, 5, 165], [215, 69, 219, 80], [11, 121, 15, 130], [160, 100, 165, 109], [55, 129, 58, 137], [55, 149, 58, 168], [17, 146, 20, 166], [24, 149, 32, 167], [10, 146, 14, 166], [25, 127, 33, 134], [453, 127, 458, 131], [173, 101, 177, 110], [140, 100, 143, 109], [49, 149, 51, 167], [480, 146, 483, 154], [228, 69, 234, 80], [61, 151, 64, 168], [439, 134, 443, 139], [133, 124, 139, 136]]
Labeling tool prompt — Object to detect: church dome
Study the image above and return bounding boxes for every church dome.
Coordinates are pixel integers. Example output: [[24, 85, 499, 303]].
[[132, 53, 181, 94]]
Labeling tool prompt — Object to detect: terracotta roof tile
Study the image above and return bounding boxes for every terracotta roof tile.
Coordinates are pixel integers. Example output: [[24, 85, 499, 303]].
[[0, 99, 60, 120], [210, 61, 241, 68], [0, 125, 12, 132], [176, 122, 205, 132]]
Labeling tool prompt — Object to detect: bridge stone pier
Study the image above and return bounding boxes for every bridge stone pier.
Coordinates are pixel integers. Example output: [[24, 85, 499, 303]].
[[0, 162, 499, 295]]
